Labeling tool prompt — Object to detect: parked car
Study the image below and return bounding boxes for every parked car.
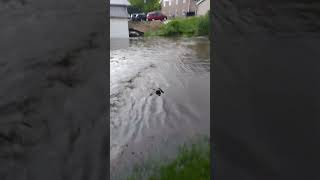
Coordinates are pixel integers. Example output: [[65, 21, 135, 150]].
[[130, 13, 146, 21], [185, 12, 196, 17], [130, 13, 138, 21], [135, 13, 146, 21], [147, 11, 167, 21]]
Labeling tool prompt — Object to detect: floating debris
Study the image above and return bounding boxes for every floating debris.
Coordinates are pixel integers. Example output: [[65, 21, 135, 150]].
[[150, 88, 164, 96]]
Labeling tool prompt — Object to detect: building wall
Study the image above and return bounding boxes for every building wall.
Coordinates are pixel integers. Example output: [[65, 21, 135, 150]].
[[196, 0, 210, 16], [110, 5, 129, 18], [161, 0, 197, 18], [110, 4, 129, 38], [110, 18, 129, 38]]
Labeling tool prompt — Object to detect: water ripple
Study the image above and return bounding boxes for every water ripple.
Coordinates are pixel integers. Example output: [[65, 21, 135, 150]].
[[110, 37, 210, 164]]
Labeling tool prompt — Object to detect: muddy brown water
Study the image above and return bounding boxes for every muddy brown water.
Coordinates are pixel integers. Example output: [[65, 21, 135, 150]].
[[110, 37, 210, 179]]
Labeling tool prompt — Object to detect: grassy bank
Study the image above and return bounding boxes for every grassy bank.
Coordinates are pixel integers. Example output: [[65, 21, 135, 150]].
[[145, 13, 209, 37], [127, 141, 210, 180]]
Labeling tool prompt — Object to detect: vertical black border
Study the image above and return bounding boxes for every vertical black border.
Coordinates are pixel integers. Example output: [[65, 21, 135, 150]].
[[106, 0, 111, 180], [0, 0, 110, 179], [210, 0, 215, 179]]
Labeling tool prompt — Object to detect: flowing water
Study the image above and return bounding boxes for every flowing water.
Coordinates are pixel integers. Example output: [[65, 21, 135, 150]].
[[110, 37, 210, 178]]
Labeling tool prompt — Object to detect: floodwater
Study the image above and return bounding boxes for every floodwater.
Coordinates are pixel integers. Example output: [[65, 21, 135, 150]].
[[110, 37, 210, 179]]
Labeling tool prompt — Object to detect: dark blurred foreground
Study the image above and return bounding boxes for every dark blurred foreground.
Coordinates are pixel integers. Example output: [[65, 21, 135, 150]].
[[213, 1, 320, 179], [0, 1, 108, 179]]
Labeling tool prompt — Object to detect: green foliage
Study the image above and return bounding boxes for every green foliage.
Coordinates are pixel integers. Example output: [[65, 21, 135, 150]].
[[145, 14, 210, 37], [128, 0, 144, 12], [126, 141, 210, 180], [143, 0, 161, 12], [196, 15, 209, 36], [127, 5, 143, 14], [128, 0, 161, 13]]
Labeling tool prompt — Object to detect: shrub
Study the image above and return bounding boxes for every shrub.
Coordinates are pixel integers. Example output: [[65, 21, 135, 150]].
[[145, 14, 210, 37]]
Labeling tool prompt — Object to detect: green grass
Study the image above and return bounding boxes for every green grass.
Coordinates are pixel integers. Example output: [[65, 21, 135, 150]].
[[126, 141, 210, 180], [145, 13, 209, 37]]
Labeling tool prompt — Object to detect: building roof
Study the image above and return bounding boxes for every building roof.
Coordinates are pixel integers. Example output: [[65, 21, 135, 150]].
[[110, 0, 130, 6]]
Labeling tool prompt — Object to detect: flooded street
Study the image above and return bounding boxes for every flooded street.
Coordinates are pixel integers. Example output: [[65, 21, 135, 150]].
[[110, 37, 210, 178]]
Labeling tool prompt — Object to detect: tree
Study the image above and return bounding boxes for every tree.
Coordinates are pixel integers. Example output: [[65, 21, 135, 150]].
[[128, 0, 161, 13], [127, 5, 142, 14], [143, 0, 161, 12]]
